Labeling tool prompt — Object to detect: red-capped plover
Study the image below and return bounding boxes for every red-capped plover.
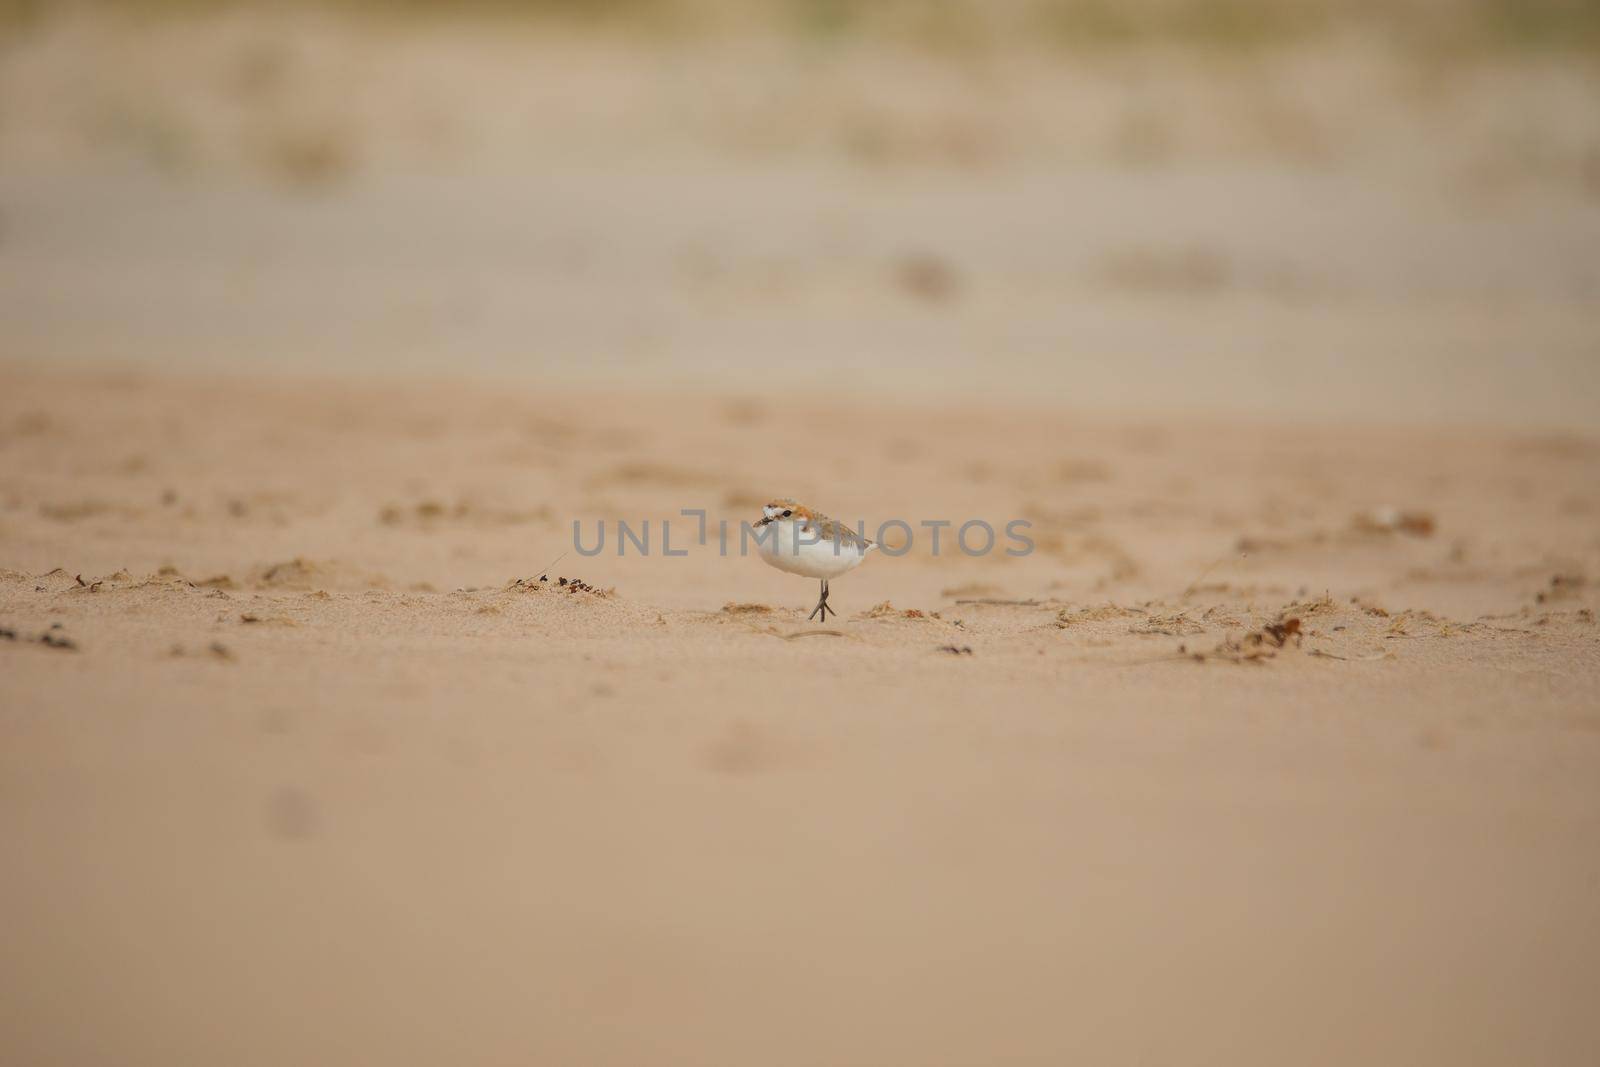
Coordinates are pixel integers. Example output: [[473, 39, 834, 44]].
[[753, 498, 876, 621]]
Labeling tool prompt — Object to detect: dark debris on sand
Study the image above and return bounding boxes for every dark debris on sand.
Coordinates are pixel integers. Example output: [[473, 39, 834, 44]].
[[1181, 616, 1301, 665], [2, 622, 79, 651], [505, 574, 613, 597]]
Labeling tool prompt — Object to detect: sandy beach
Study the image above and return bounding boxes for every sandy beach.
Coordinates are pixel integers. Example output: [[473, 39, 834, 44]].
[[3, 366, 1598, 1064], [3, 3, 1599, 1063]]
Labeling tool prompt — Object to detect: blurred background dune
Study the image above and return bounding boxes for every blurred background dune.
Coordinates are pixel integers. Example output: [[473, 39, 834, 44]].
[[2, 0, 1597, 424]]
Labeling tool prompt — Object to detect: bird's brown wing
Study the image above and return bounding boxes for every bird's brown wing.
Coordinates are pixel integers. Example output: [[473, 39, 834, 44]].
[[810, 515, 871, 547]]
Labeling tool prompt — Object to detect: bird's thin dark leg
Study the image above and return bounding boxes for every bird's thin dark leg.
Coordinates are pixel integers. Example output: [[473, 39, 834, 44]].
[[809, 579, 837, 622], [812, 579, 835, 621]]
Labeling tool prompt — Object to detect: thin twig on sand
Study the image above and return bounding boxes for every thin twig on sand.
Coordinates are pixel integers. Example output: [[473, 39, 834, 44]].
[[1181, 550, 1247, 599]]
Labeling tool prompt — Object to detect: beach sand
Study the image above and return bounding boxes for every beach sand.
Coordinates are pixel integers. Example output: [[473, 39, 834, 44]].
[[2, 366, 1598, 1065]]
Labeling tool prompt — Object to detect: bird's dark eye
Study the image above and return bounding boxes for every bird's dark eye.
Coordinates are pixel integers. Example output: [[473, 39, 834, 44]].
[[782, 509, 792, 517]]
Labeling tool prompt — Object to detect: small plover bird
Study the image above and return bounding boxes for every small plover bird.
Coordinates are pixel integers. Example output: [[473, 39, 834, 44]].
[[753, 498, 876, 621]]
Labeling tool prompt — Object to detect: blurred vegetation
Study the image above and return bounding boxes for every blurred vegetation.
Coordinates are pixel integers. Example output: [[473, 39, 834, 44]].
[[2, 0, 1598, 54]]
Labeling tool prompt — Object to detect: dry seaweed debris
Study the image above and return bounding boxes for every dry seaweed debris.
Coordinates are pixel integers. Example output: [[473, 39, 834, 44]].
[[1182, 616, 1301, 665], [505, 574, 613, 597], [70, 570, 135, 593], [1199, 604, 1245, 628], [1384, 609, 1448, 638], [721, 602, 773, 615], [1351, 596, 1390, 617], [1130, 612, 1206, 637], [937, 644, 974, 655], [862, 601, 942, 620], [1056, 603, 1144, 628], [3, 622, 78, 651], [1284, 591, 1337, 616]]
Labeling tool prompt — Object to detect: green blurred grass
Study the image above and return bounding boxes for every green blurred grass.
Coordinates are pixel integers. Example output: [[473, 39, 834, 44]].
[[3, 0, 1598, 54]]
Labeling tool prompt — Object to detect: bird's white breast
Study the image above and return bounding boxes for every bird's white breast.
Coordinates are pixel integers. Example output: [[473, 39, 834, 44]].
[[756, 520, 871, 579]]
